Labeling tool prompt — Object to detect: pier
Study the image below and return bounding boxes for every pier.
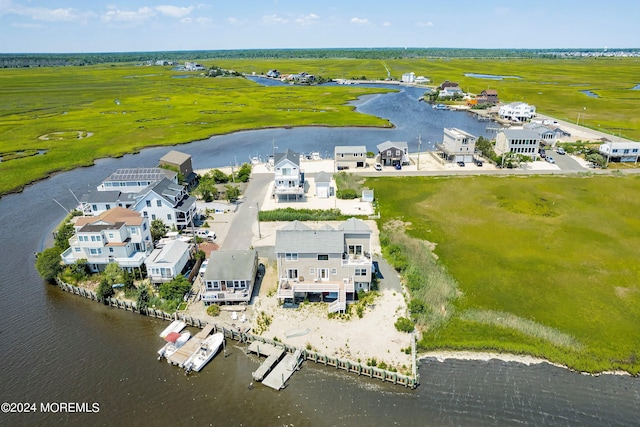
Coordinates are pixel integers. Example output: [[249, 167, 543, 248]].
[[166, 323, 215, 367], [55, 279, 420, 389]]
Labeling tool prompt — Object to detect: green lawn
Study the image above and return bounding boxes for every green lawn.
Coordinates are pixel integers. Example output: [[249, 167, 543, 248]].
[[368, 174, 640, 374], [0, 64, 393, 196]]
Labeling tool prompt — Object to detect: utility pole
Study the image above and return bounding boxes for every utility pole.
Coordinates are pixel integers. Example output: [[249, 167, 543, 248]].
[[417, 135, 422, 170], [256, 202, 261, 239]]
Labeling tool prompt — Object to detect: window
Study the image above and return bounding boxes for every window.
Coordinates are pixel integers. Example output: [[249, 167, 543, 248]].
[[74, 247, 80, 252], [287, 269, 298, 279], [151, 214, 156, 220], [130, 227, 138, 235], [89, 248, 101, 255], [109, 248, 114, 253], [105, 204, 111, 210], [92, 204, 98, 211], [355, 268, 367, 276], [143, 223, 147, 230], [233, 280, 239, 288], [240, 281, 246, 288], [157, 200, 162, 207], [331, 268, 337, 275], [317, 254, 329, 261], [212, 281, 220, 289], [285, 253, 298, 261], [146, 200, 151, 207], [143, 211, 148, 217], [167, 214, 172, 221], [348, 245, 363, 256]]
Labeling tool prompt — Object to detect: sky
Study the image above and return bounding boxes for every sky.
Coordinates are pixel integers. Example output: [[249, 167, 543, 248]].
[[1, 0, 639, 53]]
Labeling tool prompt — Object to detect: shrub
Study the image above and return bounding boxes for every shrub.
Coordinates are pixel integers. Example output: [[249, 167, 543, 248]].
[[336, 189, 358, 199], [395, 317, 415, 333], [35, 247, 64, 283], [206, 304, 221, 316], [96, 278, 114, 304]]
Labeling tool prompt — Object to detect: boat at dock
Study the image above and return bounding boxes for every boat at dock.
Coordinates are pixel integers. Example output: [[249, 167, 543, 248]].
[[158, 331, 191, 360], [183, 332, 225, 373], [432, 104, 448, 110], [159, 320, 186, 339]]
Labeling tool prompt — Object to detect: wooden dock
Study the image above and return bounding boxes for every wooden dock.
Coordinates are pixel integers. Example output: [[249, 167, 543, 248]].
[[166, 323, 215, 367], [248, 341, 285, 382], [262, 349, 302, 390]]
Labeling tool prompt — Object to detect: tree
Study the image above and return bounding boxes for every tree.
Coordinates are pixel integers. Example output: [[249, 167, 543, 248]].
[[206, 304, 220, 317], [96, 278, 114, 304], [475, 136, 496, 160], [136, 285, 151, 313], [71, 259, 89, 282], [224, 185, 241, 203], [150, 219, 167, 242], [394, 316, 415, 333], [210, 169, 229, 184], [235, 163, 252, 183], [54, 222, 75, 251], [159, 275, 191, 300], [103, 262, 123, 285], [35, 247, 63, 283]]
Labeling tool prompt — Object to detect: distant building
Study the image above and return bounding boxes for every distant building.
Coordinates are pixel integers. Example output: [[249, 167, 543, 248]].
[[476, 89, 499, 104], [266, 69, 280, 78], [334, 145, 367, 170], [401, 72, 415, 83], [437, 128, 477, 163], [439, 86, 464, 98], [499, 102, 536, 122], [159, 150, 196, 186], [599, 142, 640, 162], [495, 128, 541, 159], [438, 80, 459, 90], [97, 167, 177, 193], [415, 76, 430, 84]]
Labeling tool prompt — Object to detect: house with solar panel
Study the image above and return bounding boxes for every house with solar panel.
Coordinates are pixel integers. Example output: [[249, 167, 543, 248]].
[[275, 218, 373, 313]]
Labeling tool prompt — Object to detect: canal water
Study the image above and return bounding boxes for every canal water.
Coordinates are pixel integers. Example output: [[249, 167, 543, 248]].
[[0, 84, 639, 426]]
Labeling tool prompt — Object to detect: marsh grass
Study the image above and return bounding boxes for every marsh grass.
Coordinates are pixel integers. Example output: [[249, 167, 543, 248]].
[[370, 174, 640, 374]]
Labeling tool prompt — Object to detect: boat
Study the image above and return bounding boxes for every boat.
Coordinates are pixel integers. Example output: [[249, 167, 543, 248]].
[[157, 331, 191, 360], [159, 320, 186, 339], [311, 152, 321, 161], [432, 104, 448, 110], [183, 333, 225, 373]]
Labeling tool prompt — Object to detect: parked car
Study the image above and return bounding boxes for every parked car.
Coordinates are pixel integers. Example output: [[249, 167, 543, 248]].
[[539, 148, 546, 158], [556, 147, 566, 155], [457, 161, 465, 167], [546, 156, 555, 164], [374, 163, 382, 171], [394, 163, 402, 170], [474, 159, 483, 167]]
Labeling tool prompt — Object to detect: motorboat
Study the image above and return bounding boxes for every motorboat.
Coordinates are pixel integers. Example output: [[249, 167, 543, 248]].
[[159, 320, 186, 339], [183, 333, 225, 373], [158, 331, 191, 360]]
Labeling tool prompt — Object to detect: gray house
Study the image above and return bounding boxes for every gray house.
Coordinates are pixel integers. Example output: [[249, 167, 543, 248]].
[[202, 249, 258, 305], [275, 218, 373, 313], [495, 128, 541, 159], [334, 145, 367, 170], [377, 141, 409, 166]]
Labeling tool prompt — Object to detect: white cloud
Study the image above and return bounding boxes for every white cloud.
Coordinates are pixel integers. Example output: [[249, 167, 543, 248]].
[[2, 2, 94, 23], [226, 16, 241, 25], [295, 13, 319, 26], [417, 21, 434, 27], [350, 17, 369, 25], [11, 22, 42, 28], [382, 21, 391, 27], [102, 7, 155, 23], [262, 14, 288, 25], [155, 5, 194, 18]]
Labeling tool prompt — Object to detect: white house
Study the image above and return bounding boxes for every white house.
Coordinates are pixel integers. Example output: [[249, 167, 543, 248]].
[[334, 145, 367, 169], [438, 128, 477, 163], [439, 86, 464, 98], [524, 122, 557, 145], [145, 239, 191, 284], [314, 172, 332, 199], [61, 207, 153, 273], [273, 149, 304, 200], [599, 142, 640, 162], [132, 178, 197, 230], [401, 72, 415, 83], [494, 128, 541, 159], [499, 102, 537, 122], [415, 76, 430, 84]]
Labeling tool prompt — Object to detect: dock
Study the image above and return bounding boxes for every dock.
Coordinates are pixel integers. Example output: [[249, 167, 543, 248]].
[[248, 341, 285, 382], [166, 323, 215, 367], [262, 349, 302, 390]]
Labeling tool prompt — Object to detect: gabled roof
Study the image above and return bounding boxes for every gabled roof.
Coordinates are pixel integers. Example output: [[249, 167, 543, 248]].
[[481, 89, 498, 95], [337, 217, 371, 233], [276, 229, 343, 254], [160, 150, 191, 165], [203, 250, 257, 280], [315, 171, 331, 184], [81, 190, 122, 204], [335, 145, 367, 154], [377, 141, 408, 152], [280, 220, 312, 231], [316, 224, 335, 231], [146, 239, 190, 265], [501, 128, 541, 141], [102, 167, 177, 183], [274, 148, 300, 167]]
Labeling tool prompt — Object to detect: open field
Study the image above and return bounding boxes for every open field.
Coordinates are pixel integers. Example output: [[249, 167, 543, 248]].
[[0, 64, 392, 196], [367, 174, 640, 374]]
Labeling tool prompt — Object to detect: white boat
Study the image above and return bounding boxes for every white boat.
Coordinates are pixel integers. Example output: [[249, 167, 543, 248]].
[[183, 333, 225, 373], [157, 331, 191, 360], [159, 320, 186, 338], [311, 152, 321, 160]]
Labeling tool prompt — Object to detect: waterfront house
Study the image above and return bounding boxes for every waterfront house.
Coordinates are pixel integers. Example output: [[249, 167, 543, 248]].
[[131, 178, 197, 230], [439, 86, 464, 98], [438, 80, 460, 90], [415, 76, 430, 84], [334, 145, 367, 170], [60, 207, 153, 273], [498, 102, 537, 122], [476, 89, 499, 104], [437, 128, 477, 163], [201, 249, 258, 305], [273, 149, 304, 200], [145, 239, 192, 285], [377, 141, 409, 167], [266, 69, 280, 78], [97, 167, 177, 192], [494, 128, 542, 159], [159, 150, 197, 187], [524, 122, 557, 145], [275, 218, 373, 313], [598, 142, 640, 162], [401, 72, 415, 83]]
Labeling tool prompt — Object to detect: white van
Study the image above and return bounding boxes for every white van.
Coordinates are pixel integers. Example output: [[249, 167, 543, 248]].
[[195, 229, 216, 241]]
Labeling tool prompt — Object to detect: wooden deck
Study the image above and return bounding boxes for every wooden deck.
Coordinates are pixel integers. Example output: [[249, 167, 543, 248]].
[[262, 349, 302, 390], [166, 323, 215, 367]]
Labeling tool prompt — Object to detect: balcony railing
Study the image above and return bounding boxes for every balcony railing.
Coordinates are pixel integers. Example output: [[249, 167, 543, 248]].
[[277, 277, 355, 299], [202, 289, 250, 303]]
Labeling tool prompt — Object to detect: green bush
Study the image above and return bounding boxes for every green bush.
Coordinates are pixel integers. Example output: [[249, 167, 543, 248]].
[[395, 317, 415, 333], [206, 304, 221, 317], [35, 247, 64, 283], [336, 189, 358, 199]]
